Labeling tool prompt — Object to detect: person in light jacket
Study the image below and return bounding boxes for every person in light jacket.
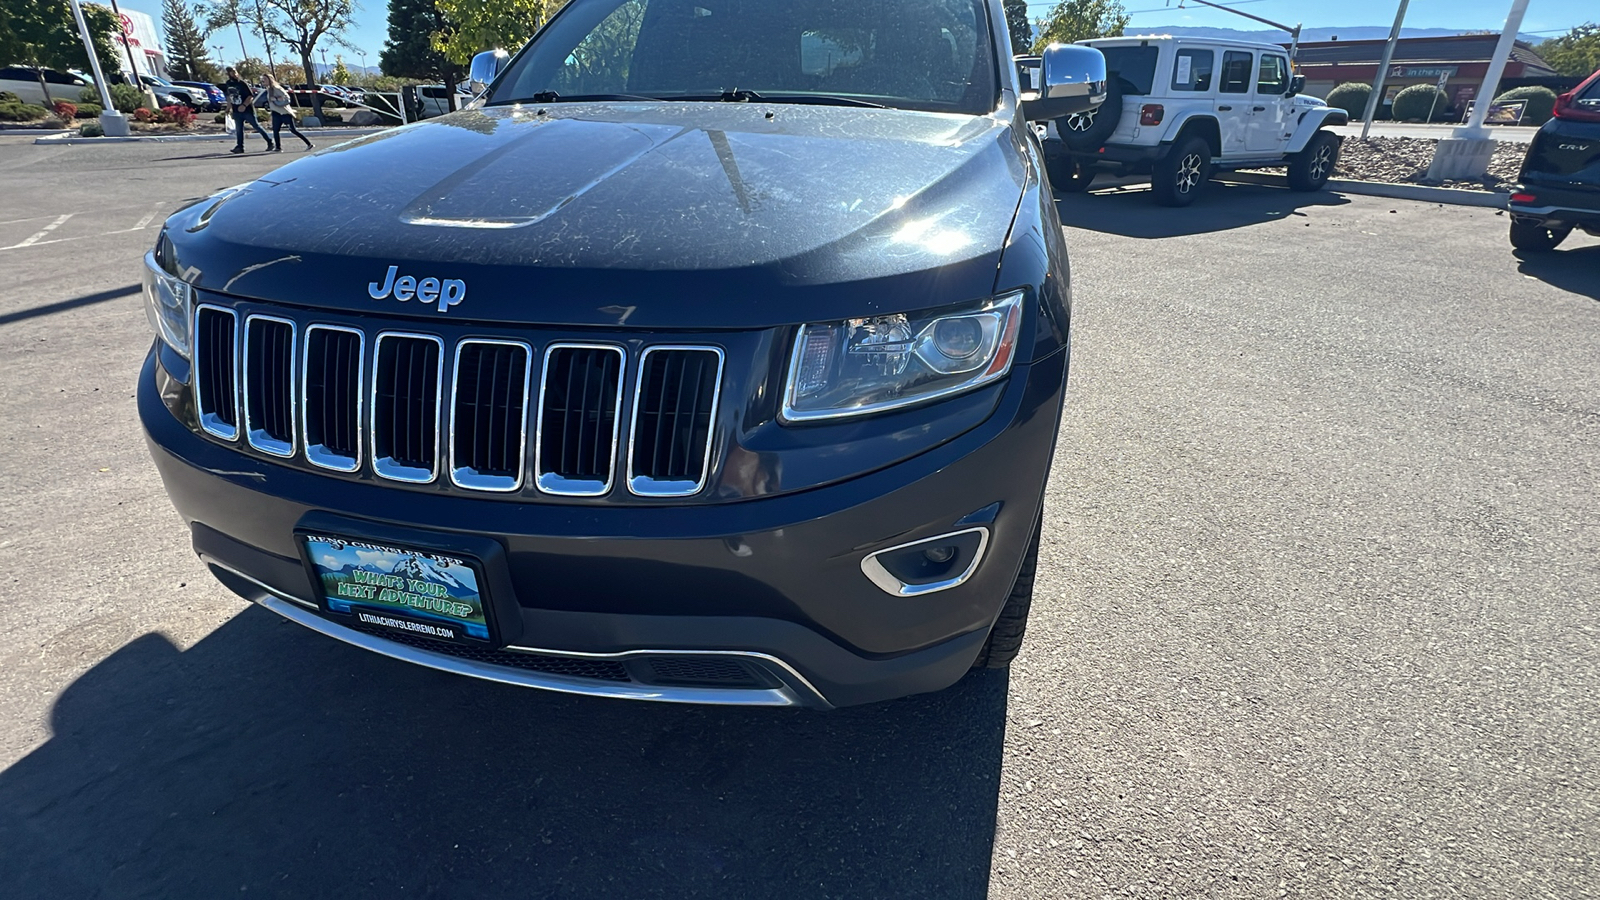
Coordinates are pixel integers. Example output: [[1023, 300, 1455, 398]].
[[260, 74, 313, 152]]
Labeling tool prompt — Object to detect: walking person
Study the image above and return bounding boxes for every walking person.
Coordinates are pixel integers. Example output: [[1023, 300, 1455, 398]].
[[222, 66, 272, 154], [260, 74, 313, 152]]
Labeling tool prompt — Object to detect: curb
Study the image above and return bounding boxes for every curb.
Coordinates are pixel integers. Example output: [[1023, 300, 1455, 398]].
[[1221, 171, 1508, 209], [35, 127, 387, 145]]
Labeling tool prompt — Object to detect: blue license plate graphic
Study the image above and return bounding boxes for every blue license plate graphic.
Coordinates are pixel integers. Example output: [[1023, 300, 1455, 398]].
[[303, 535, 490, 641]]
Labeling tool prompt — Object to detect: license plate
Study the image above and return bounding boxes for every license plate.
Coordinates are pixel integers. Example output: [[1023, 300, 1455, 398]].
[[302, 534, 491, 643]]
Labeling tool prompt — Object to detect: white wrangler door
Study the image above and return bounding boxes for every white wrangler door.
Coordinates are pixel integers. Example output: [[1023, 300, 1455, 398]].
[[1247, 53, 1293, 153], [1215, 50, 1255, 156]]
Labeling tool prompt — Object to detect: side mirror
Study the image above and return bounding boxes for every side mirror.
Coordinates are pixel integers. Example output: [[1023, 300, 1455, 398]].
[[469, 49, 510, 95], [1021, 44, 1107, 122], [1288, 74, 1306, 97]]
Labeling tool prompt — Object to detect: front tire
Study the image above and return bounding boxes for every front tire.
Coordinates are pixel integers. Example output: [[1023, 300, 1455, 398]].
[[1288, 130, 1341, 191], [1509, 219, 1571, 252], [1152, 136, 1211, 207], [970, 513, 1042, 670]]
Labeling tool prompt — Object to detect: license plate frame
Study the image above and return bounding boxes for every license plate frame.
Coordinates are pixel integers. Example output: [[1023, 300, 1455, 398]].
[[299, 532, 497, 645]]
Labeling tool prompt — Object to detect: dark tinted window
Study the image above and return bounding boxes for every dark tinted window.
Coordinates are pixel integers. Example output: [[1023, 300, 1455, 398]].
[[1097, 45, 1159, 95], [1171, 49, 1213, 91], [495, 0, 998, 114], [1256, 54, 1287, 94], [1219, 50, 1252, 93], [1580, 76, 1600, 103]]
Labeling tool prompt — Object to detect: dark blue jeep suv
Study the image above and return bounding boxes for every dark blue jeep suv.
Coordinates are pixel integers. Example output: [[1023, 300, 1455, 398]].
[[139, 0, 1106, 707]]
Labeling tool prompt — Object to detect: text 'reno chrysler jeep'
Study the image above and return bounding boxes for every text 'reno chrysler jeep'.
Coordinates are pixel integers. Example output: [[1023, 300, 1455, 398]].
[[139, 0, 1106, 708]]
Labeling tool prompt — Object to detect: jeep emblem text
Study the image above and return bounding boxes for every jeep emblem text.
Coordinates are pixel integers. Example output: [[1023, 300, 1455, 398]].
[[369, 266, 466, 313]]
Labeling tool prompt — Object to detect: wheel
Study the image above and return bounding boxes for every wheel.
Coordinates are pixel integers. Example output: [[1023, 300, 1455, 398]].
[[1288, 130, 1341, 191], [1509, 218, 1571, 252], [1045, 154, 1096, 192], [970, 512, 1042, 670], [1151, 136, 1211, 207], [1058, 77, 1123, 152]]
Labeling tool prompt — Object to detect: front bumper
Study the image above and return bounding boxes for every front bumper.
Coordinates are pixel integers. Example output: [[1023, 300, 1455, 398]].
[[141, 345, 1066, 708]]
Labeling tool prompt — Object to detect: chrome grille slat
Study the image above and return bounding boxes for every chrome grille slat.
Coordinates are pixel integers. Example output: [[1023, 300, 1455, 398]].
[[535, 344, 625, 497], [302, 325, 363, 472], [193, 305, 239, 441], [627, 346, 724, 497], [450, 339, 532, 492], [193, 311, 726, 499], [243, 315, 296, 457], [372, 332, 443, 483]]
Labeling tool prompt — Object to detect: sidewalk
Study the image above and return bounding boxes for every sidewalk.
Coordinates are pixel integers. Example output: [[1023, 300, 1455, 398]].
[[35, 126, 390, 145]]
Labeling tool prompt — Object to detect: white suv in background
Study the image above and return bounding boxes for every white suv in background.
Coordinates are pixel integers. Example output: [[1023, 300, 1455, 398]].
[[1043, 36, 1348, 206]]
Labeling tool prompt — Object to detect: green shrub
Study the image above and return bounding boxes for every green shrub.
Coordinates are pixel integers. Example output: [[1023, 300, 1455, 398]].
[[1492, 85, 1558, 125], [107, 83, 143, 113], [1326, 82, 1372, 119], [78, 87, 97, 105], [79, 121, 104, 137], [1391, 84, 1453, 122], [76, 103, 102, 118], [0, 90, 19, 103], [0, 100, 48, 121]]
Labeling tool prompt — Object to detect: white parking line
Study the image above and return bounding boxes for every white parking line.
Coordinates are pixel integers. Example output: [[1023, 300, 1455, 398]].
[[4, 214, 73, 250], [110, 205, 164, 234]]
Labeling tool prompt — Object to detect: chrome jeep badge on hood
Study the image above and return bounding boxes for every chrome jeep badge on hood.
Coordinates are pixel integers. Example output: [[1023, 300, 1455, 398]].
[[369, 266, 466, 313]]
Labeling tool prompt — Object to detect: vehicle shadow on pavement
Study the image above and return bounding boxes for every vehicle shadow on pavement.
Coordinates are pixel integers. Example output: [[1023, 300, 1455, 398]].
[[0, 607, 1009, 899], [1514, 243, 1600, 301], [1055, 181, 1350, 239]]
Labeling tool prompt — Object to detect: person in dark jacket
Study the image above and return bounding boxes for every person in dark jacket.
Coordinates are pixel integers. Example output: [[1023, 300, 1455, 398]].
[[259, 74, 312, 151], [223, 67, 273, 153]]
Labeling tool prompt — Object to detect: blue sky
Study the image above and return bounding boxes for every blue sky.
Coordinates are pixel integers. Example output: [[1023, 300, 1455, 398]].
[[115, 0, 1598, 76]]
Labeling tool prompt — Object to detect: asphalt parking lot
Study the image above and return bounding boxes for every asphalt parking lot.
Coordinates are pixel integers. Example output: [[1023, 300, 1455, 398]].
[[1, 133, 1597, 899]]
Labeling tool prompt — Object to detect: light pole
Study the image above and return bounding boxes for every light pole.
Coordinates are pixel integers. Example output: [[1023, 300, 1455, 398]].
[[1426, 0, 1533, 180], [66, 0, 129, 135]]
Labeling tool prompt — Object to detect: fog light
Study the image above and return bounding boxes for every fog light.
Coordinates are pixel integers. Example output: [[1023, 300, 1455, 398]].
[[860, 527, 990, 597]]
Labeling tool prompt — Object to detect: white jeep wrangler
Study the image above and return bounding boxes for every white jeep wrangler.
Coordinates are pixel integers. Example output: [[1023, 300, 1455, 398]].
[[1042, 36, 1348, 206]]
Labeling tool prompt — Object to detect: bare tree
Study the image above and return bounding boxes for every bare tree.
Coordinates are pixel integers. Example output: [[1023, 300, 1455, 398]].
[[258, 0, 356, 118]]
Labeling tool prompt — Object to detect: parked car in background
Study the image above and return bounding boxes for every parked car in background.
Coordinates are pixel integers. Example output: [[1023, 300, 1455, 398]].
[[0, 66, 95, 106], [1043, 35, 1347, 205], [138, 74, 207, 109], [1507, 67, 1600, 252], [173, 80, 226, 110], [416, 83, 473, 117]]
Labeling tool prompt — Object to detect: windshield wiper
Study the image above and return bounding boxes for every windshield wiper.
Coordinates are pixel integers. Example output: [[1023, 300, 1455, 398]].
[[498, 90, 662, 104], [651, 90, 889, 109]]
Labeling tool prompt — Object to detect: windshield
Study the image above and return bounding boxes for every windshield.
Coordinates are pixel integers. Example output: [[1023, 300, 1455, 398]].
[[491, 0, 998, 114], [1095, 45, 1158, 95]]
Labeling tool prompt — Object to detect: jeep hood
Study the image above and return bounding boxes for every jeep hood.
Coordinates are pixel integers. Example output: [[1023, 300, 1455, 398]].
[[165, 104, 1028, 328]]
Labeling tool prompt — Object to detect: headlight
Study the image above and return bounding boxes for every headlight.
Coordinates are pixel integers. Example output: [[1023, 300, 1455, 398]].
[[782, 291, 1025, 422], [142, 242, 191, 359]]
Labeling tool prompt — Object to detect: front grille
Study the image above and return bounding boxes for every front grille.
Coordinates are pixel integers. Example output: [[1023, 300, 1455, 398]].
[[194, 305, 239, 440], [373, 333, 443, 483], [302, 326, 363, 471], [536, 344, 625, 496], [243, 316, 295, 456], [192, 307, 727, 499], [628, 347, 724, 496], [450, 340, 531, 491]]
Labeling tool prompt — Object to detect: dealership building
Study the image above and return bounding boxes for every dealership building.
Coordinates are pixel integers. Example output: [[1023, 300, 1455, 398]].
[[97, 6, 168, 79], [1291, 34, 1561, 113]]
